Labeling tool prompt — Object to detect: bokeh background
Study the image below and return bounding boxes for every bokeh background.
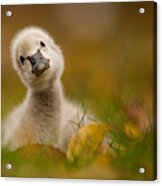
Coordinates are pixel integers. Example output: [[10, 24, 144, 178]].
[[1, 2, 156, 180]]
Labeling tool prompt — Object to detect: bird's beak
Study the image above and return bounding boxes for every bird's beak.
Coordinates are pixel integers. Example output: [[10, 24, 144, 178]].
[[27, 50, 50, 77]]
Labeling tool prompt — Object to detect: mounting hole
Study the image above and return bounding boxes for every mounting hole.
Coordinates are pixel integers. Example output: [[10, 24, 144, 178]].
[[139, 8, 145, 14], [139, 167, 145, 174], [6, 10, 12, 17], [6, 163, 12, 170]]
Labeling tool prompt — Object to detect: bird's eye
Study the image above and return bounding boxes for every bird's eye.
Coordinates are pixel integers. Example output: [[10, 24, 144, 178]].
[[40, 41, 46, 48], [19, 56, 25, 65]]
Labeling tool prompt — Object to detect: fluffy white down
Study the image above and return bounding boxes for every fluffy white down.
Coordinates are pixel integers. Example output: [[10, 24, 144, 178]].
[[2, 27, 94, 152]]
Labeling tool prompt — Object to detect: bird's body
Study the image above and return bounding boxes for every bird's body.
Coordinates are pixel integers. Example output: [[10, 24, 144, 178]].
[[2, 27, 92, 151]]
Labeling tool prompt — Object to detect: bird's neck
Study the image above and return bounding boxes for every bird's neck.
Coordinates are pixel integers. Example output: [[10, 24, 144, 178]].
[[26, 80, 63, 121]]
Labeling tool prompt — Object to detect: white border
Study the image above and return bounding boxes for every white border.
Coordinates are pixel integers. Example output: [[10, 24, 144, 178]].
[[0, 0, 161, 186]]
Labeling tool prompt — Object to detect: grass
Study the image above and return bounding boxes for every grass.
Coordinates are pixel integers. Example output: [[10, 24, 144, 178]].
[[1, 98, 155, 180]]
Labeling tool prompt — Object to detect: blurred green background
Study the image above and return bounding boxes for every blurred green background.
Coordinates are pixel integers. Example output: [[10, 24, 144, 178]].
[[1, 2, 156, 180]]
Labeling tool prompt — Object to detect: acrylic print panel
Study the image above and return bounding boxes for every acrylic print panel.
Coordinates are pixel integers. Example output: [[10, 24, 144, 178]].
[[1, 1, 157, 180]]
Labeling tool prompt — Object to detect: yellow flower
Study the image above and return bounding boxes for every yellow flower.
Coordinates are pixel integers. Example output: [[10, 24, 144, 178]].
[[124, 123, 141, 138], [67, 124, 109, 165]]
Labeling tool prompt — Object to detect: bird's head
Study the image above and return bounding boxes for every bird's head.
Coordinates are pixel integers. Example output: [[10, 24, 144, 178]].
[[11, 26, 64, 90]]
